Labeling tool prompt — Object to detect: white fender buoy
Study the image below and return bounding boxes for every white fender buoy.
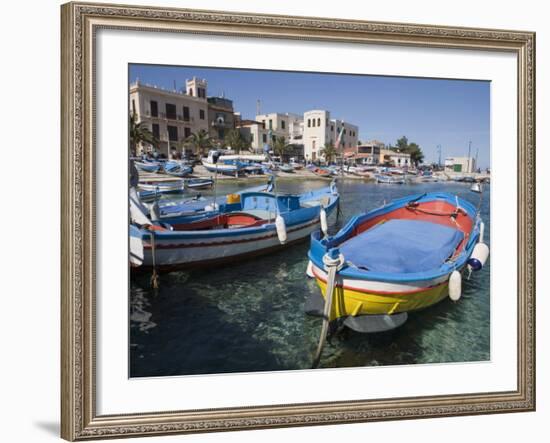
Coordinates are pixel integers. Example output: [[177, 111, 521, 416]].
[[479, 221, 485, 244], [275, 214, 287, 244], [306, 260, 314, 278], [449, 270, 462, 302], [468, 242, 490, 271], [205, 202, 219, 212], [320, 208, 328, 236]]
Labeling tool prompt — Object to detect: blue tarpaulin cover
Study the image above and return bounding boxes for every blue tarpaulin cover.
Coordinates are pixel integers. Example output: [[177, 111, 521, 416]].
[[340, 219, 464, 274]]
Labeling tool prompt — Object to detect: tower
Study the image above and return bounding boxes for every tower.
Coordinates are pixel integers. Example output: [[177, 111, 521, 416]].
[[186, 77, 207, 99]]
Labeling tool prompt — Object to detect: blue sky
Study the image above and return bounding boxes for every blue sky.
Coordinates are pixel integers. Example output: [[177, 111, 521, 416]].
[[130, 64, 490, 168]]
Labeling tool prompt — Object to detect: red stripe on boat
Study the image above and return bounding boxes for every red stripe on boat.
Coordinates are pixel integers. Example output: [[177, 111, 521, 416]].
[[311, 268, 447, 296]]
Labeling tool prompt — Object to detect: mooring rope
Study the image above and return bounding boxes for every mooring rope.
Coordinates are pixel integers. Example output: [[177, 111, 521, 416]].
[[312, 251, 344, 369]]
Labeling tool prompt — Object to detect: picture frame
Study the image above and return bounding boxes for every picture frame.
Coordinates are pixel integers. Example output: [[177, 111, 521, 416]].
[[61, 1, 536, 440]]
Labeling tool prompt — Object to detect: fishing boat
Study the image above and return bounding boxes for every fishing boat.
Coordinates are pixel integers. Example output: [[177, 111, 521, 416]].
[[135, 161, 161, 173], [130, 181, 340, 270], [290, 162, 303, 170], [156, 176, 275, 220], [201, 151, 244, 176], [310, 167, 332, 178], [305, 191, 489, 333], [163, 161, 193, 177], [375, 174, 405, 184], [279, 164, 295, 173], [138, 180, 185, 194], [184, 177, 214, 190]]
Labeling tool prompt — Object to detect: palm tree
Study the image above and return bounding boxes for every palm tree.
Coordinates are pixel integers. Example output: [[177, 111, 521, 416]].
[[320, 142, 338, 165], [224, 129, 251, 152], [273, 136, 292, 160], [129, 111, 158, 156], [186, 129, 213, 157]]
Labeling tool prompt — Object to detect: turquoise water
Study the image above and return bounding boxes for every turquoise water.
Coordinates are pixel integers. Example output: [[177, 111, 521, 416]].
[[130, 179, 490, 377]]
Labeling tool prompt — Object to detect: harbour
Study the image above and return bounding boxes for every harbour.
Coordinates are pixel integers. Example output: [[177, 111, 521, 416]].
[[130, 178, 490, 377]]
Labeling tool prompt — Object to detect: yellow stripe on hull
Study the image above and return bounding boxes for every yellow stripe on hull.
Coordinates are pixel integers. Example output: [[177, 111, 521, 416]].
[[315, 279, 450, 321]]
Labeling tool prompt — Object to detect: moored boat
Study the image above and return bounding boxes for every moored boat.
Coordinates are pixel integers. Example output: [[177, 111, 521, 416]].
[[185, 177, 214, 190], [138, 180, 185, 194], [135, 161, 161, 173], [375, 174, 405, 184], [130, 181, 340, 270], [306, 192, 489, 333], [279, 164, 295, 173]]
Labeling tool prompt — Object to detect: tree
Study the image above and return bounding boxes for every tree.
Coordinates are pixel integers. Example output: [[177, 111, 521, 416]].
[[396, 136, 409, 152], [273, 136, 292, 160], [186, 129, 213, 157], [224, 129, 251, 152], [393, 136, 424, 167], [320, 142, 338, 164], [130, 111, 158, 156], [407, 142, 424, 166]]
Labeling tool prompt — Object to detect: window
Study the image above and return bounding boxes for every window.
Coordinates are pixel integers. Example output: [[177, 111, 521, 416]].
[[281, 120, 286, 130], [188, 88, 193, 96], [167, 125, 178, 141], [199, 109, 205, 120], [184, 127, 191, 138], [307, 119, 311, 127], [165, 103, 177, 120], [344, 129, 347, 135], [331, 125, 334, 132], [198, 88, 206, 98], [262, 120, 266, 129], [269, 119, 273, 130], [152, 123, 160, 139], [150, 100, 158, 117], [312, 119, 316, 127], [262, 134, 267, 143], [183, 106, 190, 121], [317, 118, 321, 126], [312, 140, 316, 151]]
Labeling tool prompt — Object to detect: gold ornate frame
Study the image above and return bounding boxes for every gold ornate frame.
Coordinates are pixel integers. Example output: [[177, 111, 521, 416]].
[[61, 1, 536, 440]]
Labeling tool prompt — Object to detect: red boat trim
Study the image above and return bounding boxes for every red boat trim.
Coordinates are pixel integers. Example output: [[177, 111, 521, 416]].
[[144, 218, 319, 250], [311, 267, 447, 296]]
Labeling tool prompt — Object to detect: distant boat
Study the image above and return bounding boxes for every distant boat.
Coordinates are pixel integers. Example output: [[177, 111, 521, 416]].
[[130, 182, 340, 270], [306, 192, 489, 333], [184, 177, 214, 190], [279, 164, 295, 173], [201, 151, 245, 176], [375, 174, 404, 184], [311, 167, 332, 178], [135, 161, 161, 173], [163, 161, 193, 177], [290, 162, 303, 170], [138, 180, 185, 194]]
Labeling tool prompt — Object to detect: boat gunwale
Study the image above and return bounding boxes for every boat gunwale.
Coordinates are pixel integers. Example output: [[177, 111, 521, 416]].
[[308, 192, 482, 283]]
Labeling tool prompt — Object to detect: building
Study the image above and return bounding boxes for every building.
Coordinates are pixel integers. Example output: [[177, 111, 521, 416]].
[[207, 95, 236, 141], [380, 149, 412, 167], [444, 156, 476, 173], [302, 110, 359, 162], [255, 112, 303, 142], [344, 140, 384, 165], [237, 119, 268, 152], [129, 78, 210, 157]]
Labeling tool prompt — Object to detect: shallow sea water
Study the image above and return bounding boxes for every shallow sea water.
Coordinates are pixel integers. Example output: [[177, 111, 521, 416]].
[[130, 178, 490, 377]]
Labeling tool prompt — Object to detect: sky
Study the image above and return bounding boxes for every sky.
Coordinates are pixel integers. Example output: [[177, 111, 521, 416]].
[[130, 64, 490, 169]]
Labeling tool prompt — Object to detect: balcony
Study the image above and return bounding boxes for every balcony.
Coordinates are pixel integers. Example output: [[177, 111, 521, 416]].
[[143, 110, 194, 123]]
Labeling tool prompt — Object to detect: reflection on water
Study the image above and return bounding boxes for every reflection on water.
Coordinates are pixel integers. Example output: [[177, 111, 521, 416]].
[[130, 179, 490, 377]]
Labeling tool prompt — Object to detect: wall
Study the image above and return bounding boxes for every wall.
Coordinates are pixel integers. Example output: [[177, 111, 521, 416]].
[[0, 1, 547, 443]]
